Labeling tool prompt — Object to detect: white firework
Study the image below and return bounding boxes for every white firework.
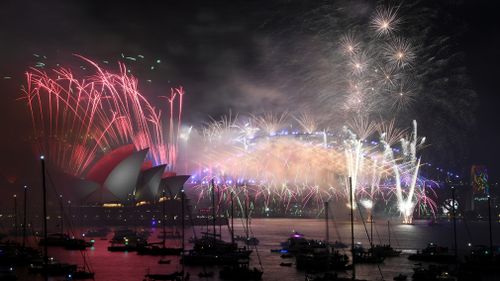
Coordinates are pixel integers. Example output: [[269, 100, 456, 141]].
[[294, 112, 318, 134], [390, 78, 417, 111], [371, 6, 401, 37], [384, 37, 416, 68], [340, 32, 361, 55]]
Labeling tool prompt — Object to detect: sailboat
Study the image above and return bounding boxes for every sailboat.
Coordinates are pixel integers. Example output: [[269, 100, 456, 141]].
[[108, 228, 148, 252], [367, 219, 401, 258], [348, 203, 385, 264], [408, 189, 459, 265], [65, 186, 95, 280], [29, 156, 77, 278], [462, 193, 500, 272], [182, 180, 251, 266], [294, 202, 349, 271], [235, 198, 260, 246], [144, 271, 184, 281], [8, 194, 19, 238], [218, 193, 264, 280], [137, 188, 183, 256], [143, 176, 190, 281], [306, 178, 367, 281], [27, 257, 77, 276], [68, 253, 95, 280], [2, 186, 44, 267], [352, 243, 384, 264], [38, 194, 92, 251], [84, 227, 110, 238], [219, 260, 263, 280], [235, 235, 260, 246], [408, 242, 455, 263]]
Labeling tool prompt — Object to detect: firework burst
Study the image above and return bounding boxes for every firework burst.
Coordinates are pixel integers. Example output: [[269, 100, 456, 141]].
[[184, 113, 437, 223], [20, 55, 184, 176]]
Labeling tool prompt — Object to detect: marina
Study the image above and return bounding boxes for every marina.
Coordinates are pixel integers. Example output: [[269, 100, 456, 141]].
[[2, 218, 500, 280]]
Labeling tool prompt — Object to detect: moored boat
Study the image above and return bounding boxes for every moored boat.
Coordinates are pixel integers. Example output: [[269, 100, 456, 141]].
[[66, 268, 95, 280], [198, 271, 214, 278], [353, 243, 384, 264], [108, 231, 147, 252], [38, 233, 93, 250], [369, 244, 401, 258], [137, 243, 182, 256], [144, 271, 184, 281], [83, 228, 110, 238], [296, 246, 350, 271], [305, 272, 367, 281], [408, 243, 455, 263], [412, 264, 455, 281], [235, 235, 260, 246], [28, 258, 77, 276], [219, 260, 263, 280]]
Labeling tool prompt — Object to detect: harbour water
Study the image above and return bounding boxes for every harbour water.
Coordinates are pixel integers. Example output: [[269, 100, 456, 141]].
[[12, 218, 500, 281]]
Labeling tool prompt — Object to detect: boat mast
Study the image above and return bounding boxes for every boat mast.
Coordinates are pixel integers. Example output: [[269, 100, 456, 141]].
[[67, 201, 72, 233], [451, 186, 457, 261], [370, 215, 373, 249], [349, 177, 355, 280], [324, 201, 329, 243], [387, 220, 391, 246], [13, 194, 18, 239], [245, 195, 249, 240], [488, 194, 493, 258], [41, 156, 48, 281], [162, 190, 166, 249], [59, 194, 64, 235], [231, 191, 234, 244], [325, 201, 330, 272], [181, 186, 185, 274], [22, 185, 27, 248], [218, 185, 222, 236], [211, 179, 216, 243]]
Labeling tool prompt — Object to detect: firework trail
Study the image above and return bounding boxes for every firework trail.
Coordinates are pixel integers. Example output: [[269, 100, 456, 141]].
[[293, 112, 318, 135], [184, 113, 437, 223], [20, 55, 184, 176], [380, 120, 431, 223], [17, 2, 454, 223], [258, 1, 475, 169]]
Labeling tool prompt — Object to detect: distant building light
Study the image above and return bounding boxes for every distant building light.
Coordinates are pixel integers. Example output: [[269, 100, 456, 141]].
[[136, 201, 148, 206], [103, 203, 123, 208]]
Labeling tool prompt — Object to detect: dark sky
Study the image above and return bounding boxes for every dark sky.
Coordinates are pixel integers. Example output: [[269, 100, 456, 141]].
[[461, 0, 500, 182], [0, 0, 268, 186], [0, 0, 499, 192], [464, 1, 500, 181]]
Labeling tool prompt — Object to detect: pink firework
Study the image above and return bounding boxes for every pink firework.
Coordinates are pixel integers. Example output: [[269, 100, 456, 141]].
[[19, 55, 184, 176]]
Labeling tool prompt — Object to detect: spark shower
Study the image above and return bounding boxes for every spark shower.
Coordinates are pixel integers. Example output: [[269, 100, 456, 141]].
[[19, 5, 443, 223]]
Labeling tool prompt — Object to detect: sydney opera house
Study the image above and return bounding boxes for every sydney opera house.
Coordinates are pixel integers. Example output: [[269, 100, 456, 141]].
[[50, 144, 194, 226]]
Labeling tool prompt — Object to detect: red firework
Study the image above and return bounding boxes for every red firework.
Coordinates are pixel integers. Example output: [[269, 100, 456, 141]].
[[19, 55, 184, 176]]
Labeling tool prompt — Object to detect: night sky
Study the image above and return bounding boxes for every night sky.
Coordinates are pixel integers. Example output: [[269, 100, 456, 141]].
[[461, 0, 500, 182], [0, 0, 499, 192]]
